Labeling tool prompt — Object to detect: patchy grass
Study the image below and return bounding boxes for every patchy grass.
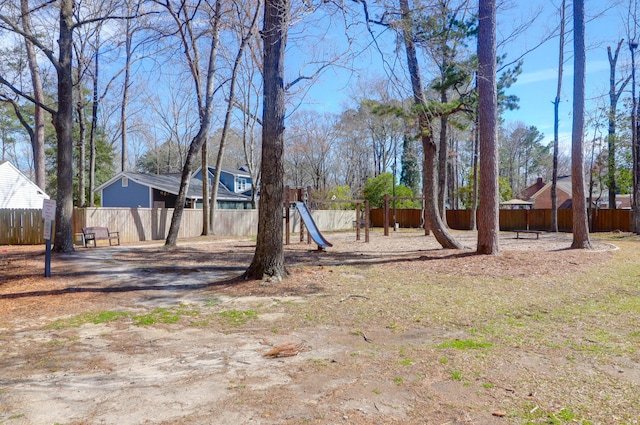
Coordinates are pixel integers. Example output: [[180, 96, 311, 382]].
[[437, 339, 493, 350], [217, 309, 258, 326], [46, 311, 131, 329], [132, 304, 200, 326], [3, 233, 640, 424]]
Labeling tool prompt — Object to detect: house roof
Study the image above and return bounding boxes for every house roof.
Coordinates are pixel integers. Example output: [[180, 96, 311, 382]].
[[501, 199, 533, 206], [193, 166, 252, 179], [95, 172, 250, 202], [528, 175, 573, 201], [517, 177, 546, 200]]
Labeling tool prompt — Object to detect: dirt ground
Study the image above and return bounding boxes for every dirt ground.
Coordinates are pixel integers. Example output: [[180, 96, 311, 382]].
[[0, 229, 637, 424]]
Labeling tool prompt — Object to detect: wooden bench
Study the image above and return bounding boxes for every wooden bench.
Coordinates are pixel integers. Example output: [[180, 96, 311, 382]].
[[514, 229, 542, 240], [82, 226, 120, 247]]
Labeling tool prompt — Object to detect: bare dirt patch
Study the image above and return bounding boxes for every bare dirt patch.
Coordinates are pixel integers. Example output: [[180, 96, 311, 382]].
[[1, 230, 639, 425]]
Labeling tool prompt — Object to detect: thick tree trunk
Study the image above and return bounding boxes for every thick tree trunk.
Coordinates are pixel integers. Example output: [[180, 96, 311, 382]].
[[570, 0, 592, 249], [20, 0, 46, 191], [399, 0, 463, 249], [52, 0, 75, 253], [423, 130, 463, 247], [244, 0, 290, 280], [476, 0, 500, 255], [438, 98, 448, 223]]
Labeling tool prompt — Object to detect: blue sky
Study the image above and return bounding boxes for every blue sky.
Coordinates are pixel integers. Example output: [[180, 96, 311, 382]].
[[293, 1, 634, 153], [500, 1, 631, 150]]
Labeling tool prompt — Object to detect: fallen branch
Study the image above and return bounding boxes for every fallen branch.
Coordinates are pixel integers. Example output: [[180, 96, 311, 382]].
[[351, 330, 373, 343], [339, 294, 370, 302]]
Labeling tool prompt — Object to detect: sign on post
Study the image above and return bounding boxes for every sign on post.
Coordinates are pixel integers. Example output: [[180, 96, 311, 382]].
[[42, 199, 56, 222], [42, 199, 56, 277]]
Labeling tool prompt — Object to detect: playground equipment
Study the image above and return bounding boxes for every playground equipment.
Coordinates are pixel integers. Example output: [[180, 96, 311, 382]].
[[295, 202, 332, 249], [382, 194, 430, 236], [284, 186, 370, 248]]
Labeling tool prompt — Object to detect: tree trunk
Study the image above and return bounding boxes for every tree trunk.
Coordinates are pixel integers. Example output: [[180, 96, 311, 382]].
[[52, 0, 75, 253], [607, 40, 631, 210], [438, 97, 448, 223], [399, 0, 463, 249], [121, 14, 132, 172], [201, 141, 210, 235], [211, 2, 260, 233], [244, 0, 290, 280], [476, 0, 500, 255], [21, 0, 46, 191], [89, 37, 99, 207], [551, 0, 564, 233], [470, 119, 478, 230], [631, 40, 640, 232], [165, 1, 222, 247], [76, 101, 86, 207], [570, 0, 591, 249]]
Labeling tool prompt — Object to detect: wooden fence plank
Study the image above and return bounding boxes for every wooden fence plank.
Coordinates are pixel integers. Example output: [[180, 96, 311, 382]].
[[371, 208, 633, 233], [2, 207, 634, 245]]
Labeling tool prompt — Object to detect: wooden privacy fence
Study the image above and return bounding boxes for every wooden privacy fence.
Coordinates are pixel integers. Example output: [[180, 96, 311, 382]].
[[1, 207, 356, 245], [370, 208, 633, 233], [0, 209, 47, 244]]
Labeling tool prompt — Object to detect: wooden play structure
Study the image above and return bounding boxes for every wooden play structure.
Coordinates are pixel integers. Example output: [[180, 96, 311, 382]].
[[284, 186, 370, 247], [381, 194, 430, 236]]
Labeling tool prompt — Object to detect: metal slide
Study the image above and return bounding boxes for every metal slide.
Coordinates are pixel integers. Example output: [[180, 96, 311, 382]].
[[295, 202, 332, 249]]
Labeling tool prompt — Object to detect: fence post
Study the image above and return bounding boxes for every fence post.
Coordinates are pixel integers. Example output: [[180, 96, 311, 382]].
[[365, 200, 370, 243], [356, 202, 361, 241], [383, 194, 389, 236], [284, 186, 290, 245]]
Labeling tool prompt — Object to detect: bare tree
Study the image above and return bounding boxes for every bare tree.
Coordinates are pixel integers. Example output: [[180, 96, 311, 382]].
[[20, 0, 45, 191], [0, 0, 76, 252], [244, 0, 290, 280], [286, 111, 338, 191], [210, 0, 261, 231], [161, 0, 223, 247], [476, 0, 499, 254], [399, 0, 464, 249], [0, 0, 144, 251], [606, 39, 632, 210], [550, 0, 566, 233], [415, 0, 475, 222], [235, 37, 263, 208], [570, 0, 591, 249], [628, 0, 640, 232]]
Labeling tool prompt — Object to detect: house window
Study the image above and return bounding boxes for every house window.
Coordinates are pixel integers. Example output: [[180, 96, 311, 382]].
[[237, 178, 247, 192], [122, 177, 128, 187]]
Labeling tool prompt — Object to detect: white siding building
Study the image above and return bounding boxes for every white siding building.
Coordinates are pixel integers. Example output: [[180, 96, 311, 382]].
[[0, 161, 49, 209]]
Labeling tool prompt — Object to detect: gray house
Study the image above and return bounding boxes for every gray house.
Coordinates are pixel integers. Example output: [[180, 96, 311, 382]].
[[94, 171, 252, 209]]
